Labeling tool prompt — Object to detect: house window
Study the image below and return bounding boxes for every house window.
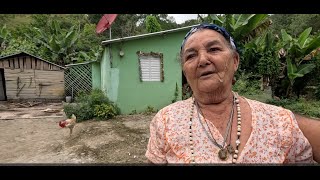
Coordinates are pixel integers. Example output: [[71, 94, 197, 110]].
[[137, 51, 164, 82]]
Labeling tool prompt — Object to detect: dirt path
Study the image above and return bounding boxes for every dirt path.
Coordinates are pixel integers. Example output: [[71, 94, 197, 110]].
[[0, 102, 153, 163]]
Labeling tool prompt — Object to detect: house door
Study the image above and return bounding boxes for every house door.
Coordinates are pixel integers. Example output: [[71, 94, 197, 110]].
[[0, 68, 6, 101]]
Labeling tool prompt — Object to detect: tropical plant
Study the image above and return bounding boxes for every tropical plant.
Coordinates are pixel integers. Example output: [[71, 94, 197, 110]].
[[0, 24, 11, 51], [201, 14, 271, 45], [25, 19, 80, 66], [275, 27, 320, 98], [0, 37, 38, 56]]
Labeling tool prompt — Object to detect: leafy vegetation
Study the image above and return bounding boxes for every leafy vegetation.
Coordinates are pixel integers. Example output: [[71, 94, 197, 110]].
[[143, 106, 157, 115], [63, 89, 119, 121], [232, 72, 261, 96], [146, 15, 162, 33], [171, 82, 179, 103], [94, 103, 118, 119], [266, 98, 320, 118], [0, 14, 191, 66]]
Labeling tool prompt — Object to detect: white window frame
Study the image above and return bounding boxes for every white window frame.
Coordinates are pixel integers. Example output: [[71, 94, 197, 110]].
[[138, 52, 164, 82]]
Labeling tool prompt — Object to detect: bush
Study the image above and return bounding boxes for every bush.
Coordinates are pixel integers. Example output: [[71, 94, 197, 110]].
[[143, 106, 157, 115], [315, 84, 320, 100], [75, 89, 110, 106], [94, 103, 118, 119], [129, 110, 137, 115], [63, 103, 93, 122], [63, 89, 120, 121], [232, 73, 261, 96]]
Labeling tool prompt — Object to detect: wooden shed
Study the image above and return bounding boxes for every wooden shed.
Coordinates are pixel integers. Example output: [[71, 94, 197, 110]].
[[0, 51, 66, 101]]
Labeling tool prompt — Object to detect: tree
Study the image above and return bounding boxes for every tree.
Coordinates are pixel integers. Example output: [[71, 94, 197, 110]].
[[180, 19, 200, 27], [242, 31, 280, 93], [270, 14, 320, 37], [146, 15, 162, 33]]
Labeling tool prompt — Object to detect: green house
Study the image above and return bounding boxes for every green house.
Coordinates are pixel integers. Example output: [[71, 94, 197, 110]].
[[92, 25, 194, 114]]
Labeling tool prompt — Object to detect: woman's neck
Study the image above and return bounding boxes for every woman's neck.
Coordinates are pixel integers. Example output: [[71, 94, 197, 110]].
[[194, 90, 234, 116]]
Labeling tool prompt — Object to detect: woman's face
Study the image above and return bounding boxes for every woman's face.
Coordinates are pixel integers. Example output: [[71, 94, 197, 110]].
[[182, 29, 239, 94]]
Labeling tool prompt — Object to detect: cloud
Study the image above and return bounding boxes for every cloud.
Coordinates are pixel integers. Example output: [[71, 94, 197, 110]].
[[168, 14, 198, 24]]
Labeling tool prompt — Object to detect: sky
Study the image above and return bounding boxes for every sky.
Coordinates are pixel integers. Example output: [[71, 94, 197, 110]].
[[168, 14, 198, 24]]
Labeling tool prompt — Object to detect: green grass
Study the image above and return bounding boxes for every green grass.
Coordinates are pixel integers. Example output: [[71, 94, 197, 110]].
[[266, 98, 320, 119], [242, 91, 272, 103], [238, 89, 320, 119], [5, 15, 32, 29]]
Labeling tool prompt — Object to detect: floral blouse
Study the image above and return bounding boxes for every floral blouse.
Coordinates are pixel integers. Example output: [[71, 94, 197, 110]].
[[145, 97, 314, 164]]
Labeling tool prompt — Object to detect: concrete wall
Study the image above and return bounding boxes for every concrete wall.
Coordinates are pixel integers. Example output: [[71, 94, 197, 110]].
[[92, 61, 101, 90]]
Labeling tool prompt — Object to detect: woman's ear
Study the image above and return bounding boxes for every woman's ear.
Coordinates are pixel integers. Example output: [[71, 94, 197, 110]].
[[233, 52, 240, 71]]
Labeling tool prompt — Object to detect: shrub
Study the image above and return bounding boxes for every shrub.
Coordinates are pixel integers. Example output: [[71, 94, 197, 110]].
[[232, 72, 261, 96], [63, 89, 119, 121], [143, 106, 157, 115], [75, 89, 110, 106], [129, 110, 137, 115], [63, 103, 93, 122], [171, 83, 179, 103], [94, 103, 118, 119], [315, 84, 320, 100]]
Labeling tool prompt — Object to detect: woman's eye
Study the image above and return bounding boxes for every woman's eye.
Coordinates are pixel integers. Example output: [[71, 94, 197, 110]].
[[186, 54, 196, 60], [209, 47, 219, 52]]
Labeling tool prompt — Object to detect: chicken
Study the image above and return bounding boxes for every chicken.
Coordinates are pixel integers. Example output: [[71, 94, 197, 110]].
[[59, 114, 76, 137]]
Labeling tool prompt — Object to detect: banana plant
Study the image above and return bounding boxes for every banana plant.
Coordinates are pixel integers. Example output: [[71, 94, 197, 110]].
[[287, 58, 315, 86], [201, 14, 271, 44], [242, 30, 280, 92], [278, 28, 320, 98], [25, 20, 80, 66]]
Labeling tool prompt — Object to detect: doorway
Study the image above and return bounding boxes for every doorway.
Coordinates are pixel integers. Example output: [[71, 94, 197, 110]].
[[0, 68, 7, 101]]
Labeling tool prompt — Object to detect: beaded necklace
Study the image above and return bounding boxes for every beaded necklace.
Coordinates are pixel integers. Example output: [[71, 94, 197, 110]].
[[189, 92, 241, 164]]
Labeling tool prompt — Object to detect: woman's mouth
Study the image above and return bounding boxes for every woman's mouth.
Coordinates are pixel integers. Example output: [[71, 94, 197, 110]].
[[200, 71, 214, 78]]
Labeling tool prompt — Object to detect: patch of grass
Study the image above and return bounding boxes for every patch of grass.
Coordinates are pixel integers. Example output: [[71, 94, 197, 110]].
[[266, 98, 320, 119], [240, 89, 320, 119], [243, 90, 272, 103]]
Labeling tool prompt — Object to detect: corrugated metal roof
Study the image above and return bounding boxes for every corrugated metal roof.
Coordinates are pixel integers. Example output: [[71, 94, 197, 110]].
[[65, 60, 97, 67], [0, 51, 66, 69], [101, 24, 198, 45]]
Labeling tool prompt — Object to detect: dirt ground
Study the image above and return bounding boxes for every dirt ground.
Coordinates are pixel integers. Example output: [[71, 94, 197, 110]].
[[0, 101, 154, 164]]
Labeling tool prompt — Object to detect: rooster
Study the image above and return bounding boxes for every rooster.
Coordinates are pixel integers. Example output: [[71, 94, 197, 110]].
[[59, 114, 77, 137]]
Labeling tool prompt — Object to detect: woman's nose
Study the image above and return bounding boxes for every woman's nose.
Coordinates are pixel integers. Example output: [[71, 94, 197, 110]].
[[198, 51, 211, 67]]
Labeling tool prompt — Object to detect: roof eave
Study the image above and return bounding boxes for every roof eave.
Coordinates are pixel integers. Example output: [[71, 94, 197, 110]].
[[101, 24, 198, 46]]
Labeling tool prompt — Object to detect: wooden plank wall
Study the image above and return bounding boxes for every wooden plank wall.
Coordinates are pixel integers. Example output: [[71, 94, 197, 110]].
[[4, 69, 65, 100], [0, 55, 64, 71]]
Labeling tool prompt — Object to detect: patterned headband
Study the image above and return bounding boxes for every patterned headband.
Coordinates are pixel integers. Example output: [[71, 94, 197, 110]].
[[180, 23, 237, 52]]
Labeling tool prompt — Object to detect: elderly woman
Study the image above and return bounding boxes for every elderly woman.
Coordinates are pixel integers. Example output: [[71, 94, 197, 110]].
[[145, 23, 315, 164]]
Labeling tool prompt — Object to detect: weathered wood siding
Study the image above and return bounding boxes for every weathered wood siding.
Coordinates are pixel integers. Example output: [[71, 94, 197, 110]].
[[0, 54, 65, 100], [4, 69, 64, 99], [0, 55, 63, 71]]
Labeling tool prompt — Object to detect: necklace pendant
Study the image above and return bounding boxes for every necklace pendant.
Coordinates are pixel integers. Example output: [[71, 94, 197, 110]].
[[218, 148, 228, 160], [227, 145, 235, 154]]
